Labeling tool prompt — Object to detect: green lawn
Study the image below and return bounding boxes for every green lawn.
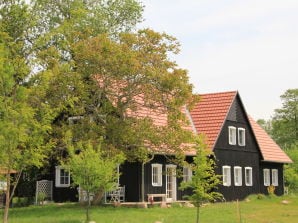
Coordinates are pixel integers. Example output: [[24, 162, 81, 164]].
[[2, 194, 298, 223]]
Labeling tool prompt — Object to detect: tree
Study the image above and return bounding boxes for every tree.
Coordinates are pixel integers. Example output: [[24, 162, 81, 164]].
[[284, 148, 298, 193], [0, 2, 53, 222], [64, 140, 124, 223], [0, 35, 51, 223], [271, 89, 298, 149], [180, 135, 222, 223]]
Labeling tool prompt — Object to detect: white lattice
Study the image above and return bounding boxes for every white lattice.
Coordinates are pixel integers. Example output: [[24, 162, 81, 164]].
[[35, 180, 53, 204]]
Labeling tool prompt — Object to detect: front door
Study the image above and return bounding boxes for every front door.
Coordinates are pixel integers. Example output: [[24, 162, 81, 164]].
[[166, 165, 176, 202]]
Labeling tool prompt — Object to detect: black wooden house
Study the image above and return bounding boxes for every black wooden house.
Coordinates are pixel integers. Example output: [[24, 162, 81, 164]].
[[16, 91, 292, 203], [190, 91, 292, 200]]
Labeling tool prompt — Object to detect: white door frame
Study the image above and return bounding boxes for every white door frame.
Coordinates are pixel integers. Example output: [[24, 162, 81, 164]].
[[166, 164, 177, 202]]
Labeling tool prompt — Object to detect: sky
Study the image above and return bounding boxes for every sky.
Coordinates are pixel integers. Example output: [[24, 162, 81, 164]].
[[139, 0, 298, 120]]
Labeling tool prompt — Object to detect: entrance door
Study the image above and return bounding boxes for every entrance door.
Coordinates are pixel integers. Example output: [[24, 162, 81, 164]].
[[166, 165, 176, 202]]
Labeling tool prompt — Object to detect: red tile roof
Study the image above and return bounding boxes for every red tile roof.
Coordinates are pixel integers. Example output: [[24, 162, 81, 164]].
[[190, 91, 237, 150], [248, 116, 292, 163], [190, 90, 292, 164]]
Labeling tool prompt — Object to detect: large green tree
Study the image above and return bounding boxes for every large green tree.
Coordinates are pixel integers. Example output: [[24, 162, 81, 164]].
[[271, 89, 298, 149], [0, 2, 53, 222]]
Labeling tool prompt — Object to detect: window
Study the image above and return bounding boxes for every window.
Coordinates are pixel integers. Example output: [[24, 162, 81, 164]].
[[238, 128, 246, 146], [272, 169, 278, 186], [263, 169, 270, 186], [222, 166, 231, 186], [229, 126, 237, 145], [55, 166, 70, 187], [183, 166, 193, 182], [0, 181, 7, 191], [234, 166, 242, 186], [245, 167, 253, 186], [152, 164, 162, 186]]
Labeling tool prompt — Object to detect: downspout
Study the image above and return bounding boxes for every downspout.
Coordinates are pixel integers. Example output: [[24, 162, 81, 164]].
[[141, 162, 145, 203]]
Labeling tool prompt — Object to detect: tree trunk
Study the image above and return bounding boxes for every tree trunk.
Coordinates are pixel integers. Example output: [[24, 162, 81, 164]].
[[196, 205, 200, 223], [91, 187, 104, 205], [3, 173, 11, 223], [141, 162, 145, 202], [86, 191, 91, 223]]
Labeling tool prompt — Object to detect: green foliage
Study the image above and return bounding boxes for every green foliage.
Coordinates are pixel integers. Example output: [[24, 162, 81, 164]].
[[271, 89, 298, 149], [285, 148, 298, 193], [64, 140, 125, 222], [180, 135, 222, 223]]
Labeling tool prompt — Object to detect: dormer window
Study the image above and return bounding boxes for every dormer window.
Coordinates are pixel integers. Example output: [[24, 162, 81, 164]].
[[238, 128, 246, 146], [228, 126, 237, 145]]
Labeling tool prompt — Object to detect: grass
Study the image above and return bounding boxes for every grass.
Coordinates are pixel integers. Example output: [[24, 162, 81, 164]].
[[1, 194, 298, 223]]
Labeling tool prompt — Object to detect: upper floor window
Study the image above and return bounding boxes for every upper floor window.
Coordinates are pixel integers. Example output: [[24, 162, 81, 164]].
[[272, 169, 278, 186], [228, 126, 237, 145], [245, 167, 253, 186], [263, 169, 270, 186], [55, 166, 70, 187], [238, 128, 246, 146], [222, 166, 231, 186], [183, 166, 193, 182], [234, 166, 242, 186], [152, 164, 162, 186]]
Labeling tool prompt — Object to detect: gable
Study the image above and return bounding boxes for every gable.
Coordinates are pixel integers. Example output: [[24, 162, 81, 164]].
[[215, 94, 260, 153]]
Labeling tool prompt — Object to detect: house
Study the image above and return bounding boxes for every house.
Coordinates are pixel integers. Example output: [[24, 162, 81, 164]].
[[190, 91, 292, 200], [15, 91, 292, 203]]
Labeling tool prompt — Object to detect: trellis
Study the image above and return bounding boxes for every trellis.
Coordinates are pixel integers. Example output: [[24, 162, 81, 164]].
[[35, 180, 53, 204]]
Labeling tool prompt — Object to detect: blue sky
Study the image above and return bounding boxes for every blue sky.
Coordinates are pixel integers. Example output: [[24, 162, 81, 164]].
[[139, 0, 298, 120]]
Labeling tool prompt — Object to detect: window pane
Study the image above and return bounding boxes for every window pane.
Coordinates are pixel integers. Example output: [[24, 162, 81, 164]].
[[272, 169, 278, 186], [229, 127, 236, 145], [263, 169, 270, 186], [234, 167, 242, 186], [238, 128, 245, 146], [222, 166, 231, 186], [152, 164, 162, 186], [245, 167, 252, 186]]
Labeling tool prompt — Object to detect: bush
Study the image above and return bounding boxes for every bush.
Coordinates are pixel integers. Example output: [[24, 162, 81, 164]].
[[12, 197, 32, 207]]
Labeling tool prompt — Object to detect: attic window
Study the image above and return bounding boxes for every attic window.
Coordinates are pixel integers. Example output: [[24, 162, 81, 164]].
[[238, 128, 246, 146], [228, 126, 237, 145]]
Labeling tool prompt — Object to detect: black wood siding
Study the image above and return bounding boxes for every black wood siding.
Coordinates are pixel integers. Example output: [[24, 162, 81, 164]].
[[214, 94, 262, 201], [120, 155, 190, 202], [259, 162, 284, 196]]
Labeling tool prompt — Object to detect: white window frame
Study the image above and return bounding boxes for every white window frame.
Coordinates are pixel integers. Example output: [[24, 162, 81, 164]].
[[55, 166, 70, 187], [228, 126, 237, 145], [222, 166, 231, 186], [238, 128, 246, 146], [183, 166, 193, 182], [234, 166, 242, 186], [272, 169, 278, 186], [0, 181, 7, 191], [263, 169, 270, 186], [152, 164, 162, 187], [245, 167, 253, 186]]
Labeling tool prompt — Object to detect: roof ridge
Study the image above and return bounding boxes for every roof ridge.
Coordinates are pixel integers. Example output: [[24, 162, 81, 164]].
[[198, 90, 238, 96]]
